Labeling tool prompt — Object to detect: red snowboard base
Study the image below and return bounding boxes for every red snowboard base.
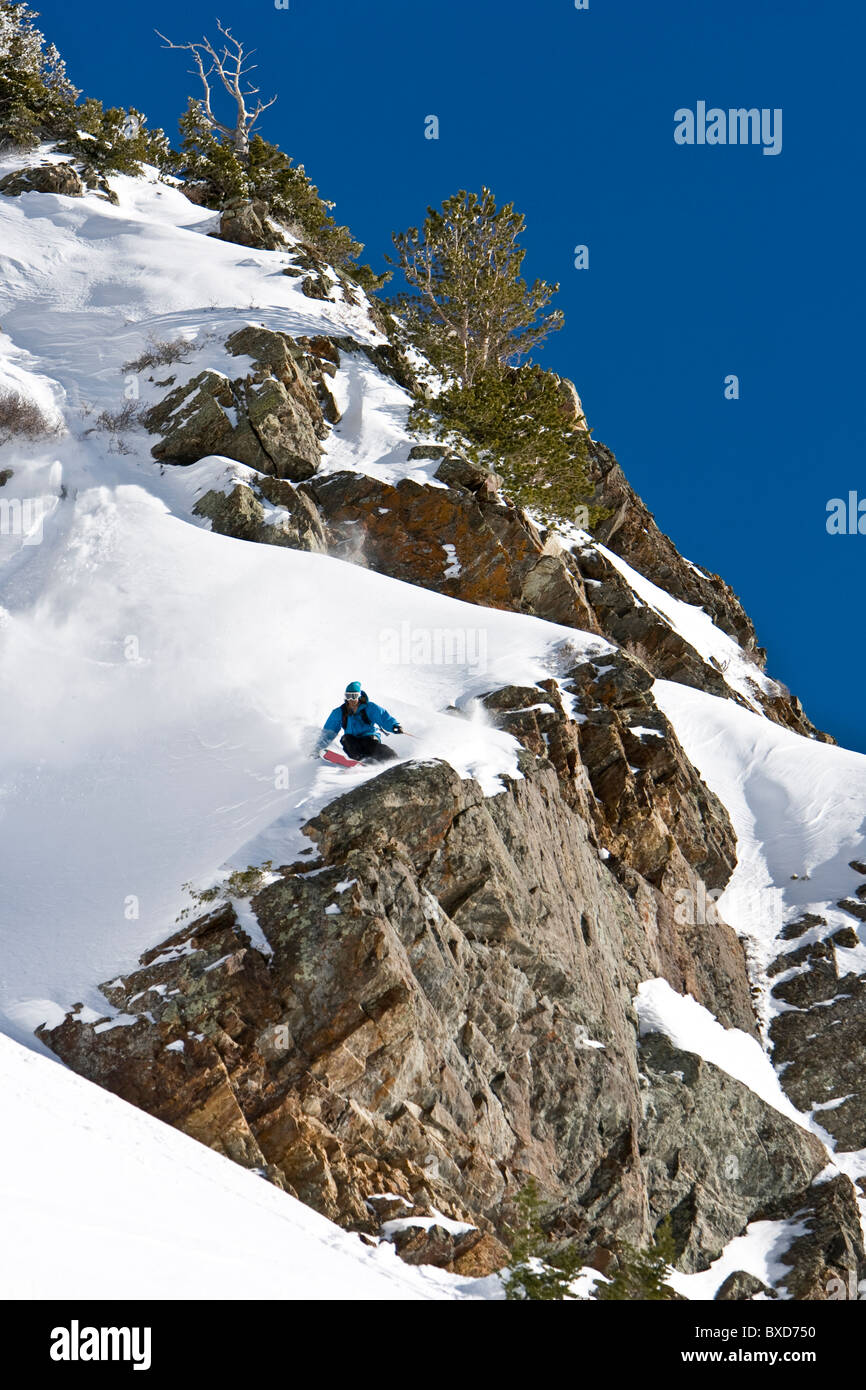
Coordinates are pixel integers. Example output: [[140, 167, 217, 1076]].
[[323, 750, 360, 767]]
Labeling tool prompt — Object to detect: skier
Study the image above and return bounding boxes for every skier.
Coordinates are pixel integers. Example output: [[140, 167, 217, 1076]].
[[312, 681, 405, 763]]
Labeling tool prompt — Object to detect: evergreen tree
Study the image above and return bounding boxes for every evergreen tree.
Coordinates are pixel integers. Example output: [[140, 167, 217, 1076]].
[[173, 98, 251, 205], [504, 1178, 584, 1301], [386, 187, 563, 389], [0, 3, 168, 174], [58, 99, 171, 175], [411, 364, 596, 526], [596, 1218, 679, 1301], [390, 188, 598, 527], [0, 0, 77, 151]]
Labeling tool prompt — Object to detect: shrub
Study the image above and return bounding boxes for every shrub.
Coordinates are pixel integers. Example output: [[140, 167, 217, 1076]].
[[595, 1218, 679, 1301], [88, 401, 141, 433], [82, 401, 142, 453], [0, 387, 60, 441], [123, 337, 194, 373], [503, 1178, 584, 1301], [57, 99, 171, 176], [411, 365, 601, 527]]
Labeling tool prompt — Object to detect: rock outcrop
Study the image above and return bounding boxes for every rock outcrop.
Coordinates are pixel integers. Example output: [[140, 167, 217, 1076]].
[[308, 470, 601, 633], [638, 1032, 826, 1274], [768, 895, 866, 1151], [42, 673, 859, 1290], [137, 326, 833, 743], [209, 199, 286, 252], [757, 1175, 865, 1301], [192, 475, 328, 552], [0, 162, 83, 197], [142, 327, 336, 480]]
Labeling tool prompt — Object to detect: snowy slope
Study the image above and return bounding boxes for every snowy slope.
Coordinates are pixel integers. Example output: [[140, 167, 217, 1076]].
[[654, 681, 866, 1218], [0, 160, 611, 1047], [594, 541, 786, 711], [0, 1033, 497, 1300], [654, 682, 866, 1019], [3, 148, 865, 1299]]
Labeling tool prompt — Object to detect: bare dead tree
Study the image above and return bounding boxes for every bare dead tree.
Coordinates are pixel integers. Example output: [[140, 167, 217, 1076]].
[[156, 20, 276, 158]]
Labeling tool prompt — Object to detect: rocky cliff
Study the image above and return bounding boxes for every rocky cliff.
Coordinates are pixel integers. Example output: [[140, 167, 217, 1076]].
[[36, 303, 863, 1298]]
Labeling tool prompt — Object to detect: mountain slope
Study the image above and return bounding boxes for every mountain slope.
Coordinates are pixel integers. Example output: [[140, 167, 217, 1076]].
[[1, 147, 865, 1300], [0, 1033, 493, 1300]]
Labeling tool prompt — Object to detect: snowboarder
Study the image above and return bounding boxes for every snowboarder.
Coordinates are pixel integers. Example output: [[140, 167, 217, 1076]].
[[312, 682, 405, 763]]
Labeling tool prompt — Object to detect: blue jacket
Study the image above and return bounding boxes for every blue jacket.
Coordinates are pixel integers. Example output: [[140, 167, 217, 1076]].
[[316, 695, 400, 751]]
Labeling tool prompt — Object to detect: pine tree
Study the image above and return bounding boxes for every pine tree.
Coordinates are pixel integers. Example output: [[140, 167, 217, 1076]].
[[0, 3, 168, 174], [58, 99, 171, 176], [595, 1218, 680, 1301], [0, 0, 77, 151], [504, 1178, 584, 1300], [386, 187, 563, 389], [173, 98, 251, 205], [389, 188, 598, 527], [411, 364, 596, 525]]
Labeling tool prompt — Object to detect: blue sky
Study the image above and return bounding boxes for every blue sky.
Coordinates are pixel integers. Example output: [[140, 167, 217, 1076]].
[[39, 0, 865, 749]]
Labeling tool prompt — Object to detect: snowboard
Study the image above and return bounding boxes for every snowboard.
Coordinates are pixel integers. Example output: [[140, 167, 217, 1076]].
[[323, 750, 360, 768]]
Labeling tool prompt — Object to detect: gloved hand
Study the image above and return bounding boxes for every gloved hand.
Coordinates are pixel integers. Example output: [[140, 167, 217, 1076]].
[[393, 724, 404, 734]]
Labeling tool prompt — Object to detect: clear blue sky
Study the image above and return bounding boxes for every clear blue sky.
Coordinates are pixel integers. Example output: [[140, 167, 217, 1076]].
[[38, 0, 865, 749]]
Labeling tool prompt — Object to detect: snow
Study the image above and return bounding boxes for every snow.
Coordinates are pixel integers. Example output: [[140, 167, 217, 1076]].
[[667, 1219, 811, 1301], [653, 682, 866, 1023], [381, 1208, 477, 1240], [231, 897, 275, 958], [635, 979, 809, 1128], [442, 543, 462, 578], [0, 1033, 493, 1300], [321, 350, 446, 489], [0, 159, 611, 1050], [596, 542, 784, 709]]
